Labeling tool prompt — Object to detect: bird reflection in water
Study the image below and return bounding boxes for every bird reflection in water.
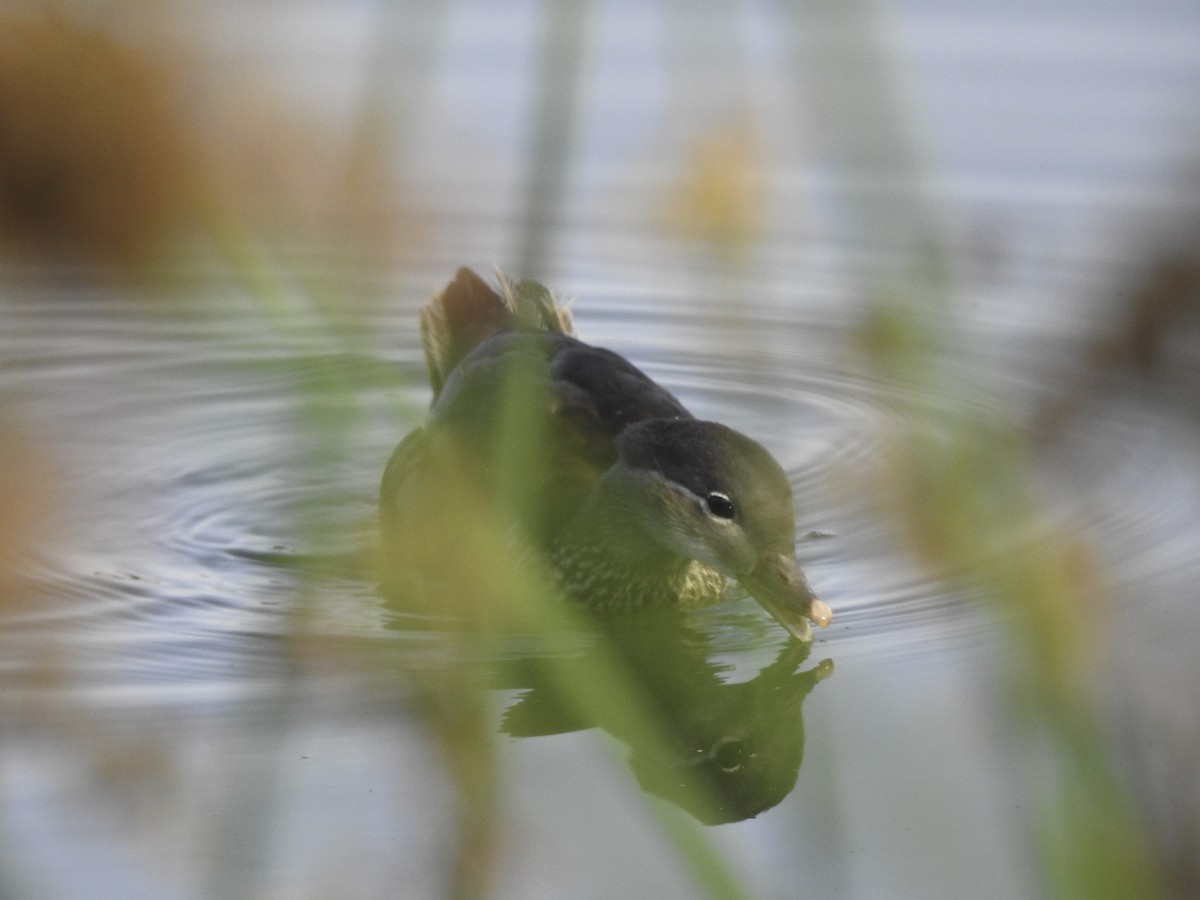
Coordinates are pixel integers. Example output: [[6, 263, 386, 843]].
[[497, 611, 833, 825]]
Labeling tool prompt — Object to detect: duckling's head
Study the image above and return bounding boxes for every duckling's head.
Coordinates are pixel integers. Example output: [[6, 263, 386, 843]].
[[609, 419, 832, 641]]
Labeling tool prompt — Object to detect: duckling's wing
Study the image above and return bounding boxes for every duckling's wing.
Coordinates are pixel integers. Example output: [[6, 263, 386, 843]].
[[549, 342, 691, 432], [435, 329, 689, 453]]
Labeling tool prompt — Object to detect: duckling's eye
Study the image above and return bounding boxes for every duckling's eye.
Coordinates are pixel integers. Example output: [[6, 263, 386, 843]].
[[705, 492, 736, 520]]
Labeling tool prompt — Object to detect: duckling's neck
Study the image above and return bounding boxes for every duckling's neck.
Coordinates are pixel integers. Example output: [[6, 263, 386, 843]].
[[545, 534, 728, 611]]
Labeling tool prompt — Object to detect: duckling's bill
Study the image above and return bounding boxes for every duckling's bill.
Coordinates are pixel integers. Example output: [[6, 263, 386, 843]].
[[739, 551, 831, 643]]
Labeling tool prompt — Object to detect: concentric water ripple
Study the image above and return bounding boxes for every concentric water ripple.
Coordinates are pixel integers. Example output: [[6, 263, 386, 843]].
[[1, 274, 1196, 704]]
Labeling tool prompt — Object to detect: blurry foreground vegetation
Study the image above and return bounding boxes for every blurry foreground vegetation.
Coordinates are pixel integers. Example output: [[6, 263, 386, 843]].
[[0, 3, 1196, 899]]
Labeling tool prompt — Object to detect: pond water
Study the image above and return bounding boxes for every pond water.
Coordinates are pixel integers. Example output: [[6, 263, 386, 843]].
[[2, 2, 1200, 899]]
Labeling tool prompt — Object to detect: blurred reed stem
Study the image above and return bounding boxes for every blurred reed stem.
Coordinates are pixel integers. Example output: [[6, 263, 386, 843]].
[[779, 0, 1172, 892], [516, 0, 593, 279]]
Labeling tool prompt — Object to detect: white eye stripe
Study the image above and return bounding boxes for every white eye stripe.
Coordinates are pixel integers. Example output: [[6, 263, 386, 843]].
[[650, 475, 738, 523]]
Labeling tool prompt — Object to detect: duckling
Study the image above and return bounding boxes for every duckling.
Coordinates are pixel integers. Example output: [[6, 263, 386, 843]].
[[380, 268, 831, 640]]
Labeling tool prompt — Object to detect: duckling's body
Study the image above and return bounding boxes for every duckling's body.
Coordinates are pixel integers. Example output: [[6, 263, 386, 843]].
[[380, 269, 830, 639]]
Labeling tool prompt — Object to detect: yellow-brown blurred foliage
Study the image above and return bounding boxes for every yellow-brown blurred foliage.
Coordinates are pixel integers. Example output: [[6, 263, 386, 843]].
[[858, 293, 1168, 898], [859, 300, 1106, 695], [1037, 254, 1200, 440], [663, 119, 765, 264], [195, 70, 419, 274], [0, 9, 195, 269], [0, 6, 418, 281]]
